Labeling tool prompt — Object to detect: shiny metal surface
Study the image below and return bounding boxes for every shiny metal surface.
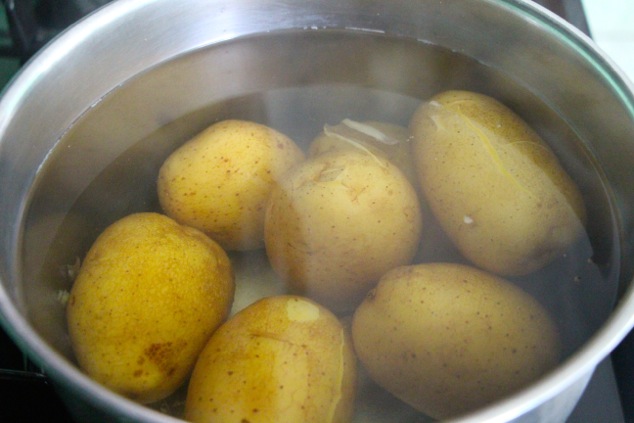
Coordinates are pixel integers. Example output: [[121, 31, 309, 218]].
[[1, 0, 634, 422]]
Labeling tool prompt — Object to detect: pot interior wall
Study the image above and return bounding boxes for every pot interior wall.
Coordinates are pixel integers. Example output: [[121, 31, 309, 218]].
[[18, 30, 622, 420]]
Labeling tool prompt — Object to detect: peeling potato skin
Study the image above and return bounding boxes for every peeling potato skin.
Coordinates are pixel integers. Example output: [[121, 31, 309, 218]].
[[264, 150, 423, 314], [185, 295, 357, 423], [351, 263, 561, 420], [308, 120, 419, 190], [66, 212, 235, 404], [410, 90, 586, 276]]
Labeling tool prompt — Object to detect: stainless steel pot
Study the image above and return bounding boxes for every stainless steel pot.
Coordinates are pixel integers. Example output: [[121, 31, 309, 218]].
[[1, 0, 634, 422]]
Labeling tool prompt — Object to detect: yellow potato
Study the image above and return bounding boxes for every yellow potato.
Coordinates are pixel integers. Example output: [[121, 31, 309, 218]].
[[264, 149, 423, 313], [185, 295, 356, 423], [309, 119, 418, 189], [351, 262, 561, 420], [157, 119, 305, 251], [410, 90, 586, 276], [311, 119, 459, 265], [66, 212, 234, 404]]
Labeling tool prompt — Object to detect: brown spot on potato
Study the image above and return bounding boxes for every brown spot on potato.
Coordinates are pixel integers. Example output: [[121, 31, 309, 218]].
[[143, 342, 178, 375], [365, 289, 376, 302]]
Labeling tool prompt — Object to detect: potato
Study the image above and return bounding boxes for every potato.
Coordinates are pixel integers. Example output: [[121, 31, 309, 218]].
[[351, 262, 561, 420], [309, 119, 418, 189], [157, 119, 305, 251], [410, 90, 586, 276], [184, 295, 356, 423], [264, 149, 423, 313], [66, 212, 234, 404], [310, 119, 460, 265]]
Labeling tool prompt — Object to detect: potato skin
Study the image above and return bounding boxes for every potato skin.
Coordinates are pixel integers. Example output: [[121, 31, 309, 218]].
[[185, 295, 357, 423], [351, 262, 560, 419], [264, 149, 423, 313], [410, 90, 586, 276], [157, 119, 305, 251], [66, 212, 234, 404], [309, 120, 419, 189]]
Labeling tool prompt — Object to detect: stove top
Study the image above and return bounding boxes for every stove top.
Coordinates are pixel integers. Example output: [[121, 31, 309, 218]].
[[0, 1, 630, 422]]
